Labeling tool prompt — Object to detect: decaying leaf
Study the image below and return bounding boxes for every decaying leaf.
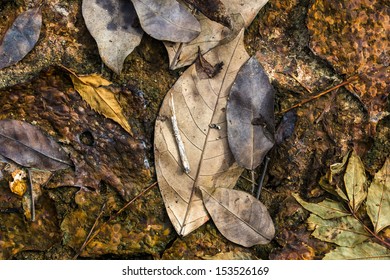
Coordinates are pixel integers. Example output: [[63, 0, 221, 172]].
[[0, 7, 42, 69], [324, 241, 390, 260], [201, 187, 275, 247], [165, 0, 268, 69], [154, 30, 247, 236], [195, 48, 224, 79], [0, 119, 72, 171], [227, 56, 275, 170], [366, 158, 390, 234], [292, 193, 350, 220], [131, 0, 201, 42], [67, 70, 133, 136], [344, 150, 367, 212], [82, 0, 143, 74], [307, 214, 370, 247], [183, 0, 232, 28]]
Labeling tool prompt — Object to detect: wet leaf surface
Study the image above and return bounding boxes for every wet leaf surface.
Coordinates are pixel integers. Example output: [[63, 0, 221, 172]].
[[82, 0, 143, 74], [0, 119, 72, 171], [324, 241, 390, 260], [307, 214, 370, 247], [227, 56, 275, 170], [201, 187, 275, 247], [165, 0, 268, 69], [67, 69, 133, 136], [0, 7, 42, 70], [366, 158, 390, 234], [154, 30, 247, 236], [131, 0, 201, 42]]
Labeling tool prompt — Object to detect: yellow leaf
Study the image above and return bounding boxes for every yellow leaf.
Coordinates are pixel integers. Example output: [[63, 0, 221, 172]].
[[68, 71, 132, 136]]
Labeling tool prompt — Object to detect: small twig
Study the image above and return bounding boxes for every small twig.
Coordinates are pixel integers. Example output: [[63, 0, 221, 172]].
[[250, 170, 256, 195], [288, 73, 313, 94], [279, 75, 359, 115], [73, 182, 158, 259], [256, 156, 270, 200], [27, 169, 35, 222], [170, 93, 191, 174]]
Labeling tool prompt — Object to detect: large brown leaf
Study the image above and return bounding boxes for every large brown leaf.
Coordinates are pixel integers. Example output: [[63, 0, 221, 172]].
[[0, 119, 72, 171], [200, 187, 275, 247], [154, 30, 247, 236], [0, 7, 42, 69], [82, 0, 143, 74], [131, 0, 200, 43], [227, 56, 275, 170], [165, 0, 268, 69]]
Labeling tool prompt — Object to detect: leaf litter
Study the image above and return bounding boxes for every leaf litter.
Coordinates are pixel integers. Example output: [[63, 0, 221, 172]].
[[295, 151, 390, 259]]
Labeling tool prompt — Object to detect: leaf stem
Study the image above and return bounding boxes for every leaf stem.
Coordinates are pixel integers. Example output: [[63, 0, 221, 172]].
[[72, 182, 157, 259]]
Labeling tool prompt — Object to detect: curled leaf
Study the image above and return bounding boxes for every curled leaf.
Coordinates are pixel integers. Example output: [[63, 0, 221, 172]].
[[0, 119, 72, 171], [366, 158, 390, 233], [227, 56, 275, 170], [154, 30, 247, 236], [82, 0, 143, 74], [201, 187, 275, 247], [0, 7, 42, 69], [131, 0, 200, 42], [67, 70, 133, 136], [183, 0, 232, 28]]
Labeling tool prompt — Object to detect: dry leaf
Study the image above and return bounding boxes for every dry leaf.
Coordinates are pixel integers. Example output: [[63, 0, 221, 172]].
[[165, 0, 268, 69], [324, 241, 390, 260], [0, 7, 42, 69], [292, 193, 350, 220], [67, 71, 133, 136], [227, 56, 275, 170], [82, 0, 143, 74], [154, 30, 247, 236], [344, 150, 367, 212], [366, 158, 390, 234], [201, 187, 275, 247], [0, 119, 72, 171], [307, 214, 370, 247], [131, 0, 200, 42]]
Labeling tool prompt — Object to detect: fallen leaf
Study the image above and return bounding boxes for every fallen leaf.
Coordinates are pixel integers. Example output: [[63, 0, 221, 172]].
[[0, 119, 73, 171], [165, 0, 268, 69], [366, 158, 390, 234], [67, 70, 133, 136], [131, 0, 200, 42], [275, 110, 297, 145], [154, 30, 247, 236], [324, 241, 390, 260], [344, 150, 367, 212], [201, 187, 275, 247], [183, 0, 232, 28], [307, 214, 370, 247], [195, 48, 224, 79], [292, 193, 350, 220], [227, 56, 275, 170], [0, 7, 42, 69], [82, 0, 143, 74]]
